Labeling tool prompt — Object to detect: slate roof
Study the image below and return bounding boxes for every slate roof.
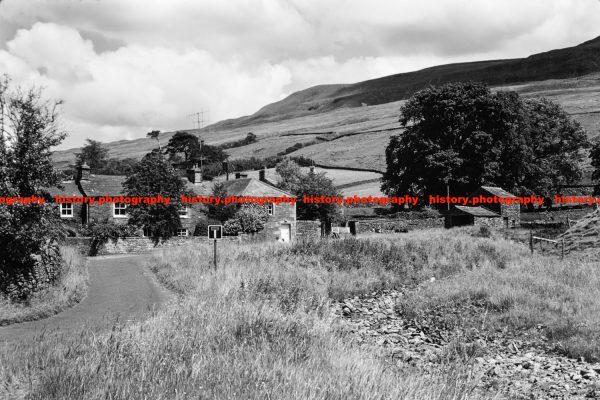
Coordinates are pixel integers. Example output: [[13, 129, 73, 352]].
[[49, 174, 127, 197], [451, 205, 500, 217], [49, 175, 291, 199], [46, 181, 81, 197], [478, 186, 517, 198], [79, 175, 127, 196], [185, 178, 294, 197]]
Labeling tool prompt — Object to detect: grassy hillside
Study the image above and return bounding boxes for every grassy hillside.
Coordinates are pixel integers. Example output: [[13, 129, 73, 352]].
[[215, 36, 600, 126], [52, 37, 600, 173]]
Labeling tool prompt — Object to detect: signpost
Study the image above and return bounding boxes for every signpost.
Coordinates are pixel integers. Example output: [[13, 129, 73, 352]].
[[208, 225, 223, 269]]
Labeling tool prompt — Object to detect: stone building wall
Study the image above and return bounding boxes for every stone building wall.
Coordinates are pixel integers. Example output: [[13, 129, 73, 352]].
[[500, 203, 521, 226], [262, 203, 296, 241]]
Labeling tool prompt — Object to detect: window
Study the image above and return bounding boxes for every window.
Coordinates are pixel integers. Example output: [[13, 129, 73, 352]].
[[142, 227, 151, 237], [177, 229, 189, 237], [113, 203, 128, 218], [178, 205, 189, 218], [265, 204, 274, 215], [60, 203, 73, 218]]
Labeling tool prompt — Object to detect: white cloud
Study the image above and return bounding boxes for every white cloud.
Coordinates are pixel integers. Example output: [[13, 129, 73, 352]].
[[0, 0, 599, 149], [0, 22, 293, 148]]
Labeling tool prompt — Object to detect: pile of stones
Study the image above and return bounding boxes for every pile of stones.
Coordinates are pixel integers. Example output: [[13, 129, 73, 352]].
[[332, 289, 600, 399]]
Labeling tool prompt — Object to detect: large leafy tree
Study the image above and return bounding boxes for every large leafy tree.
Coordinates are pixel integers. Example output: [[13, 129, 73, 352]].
[[275, 159, 341, 222], [164, 131, 227, 179], [165, 131, 199, 164], [382, 82, 588, 202], [123, 150, 186, 243], [76, 139, 109, 171], [0, 80, 66, 298]]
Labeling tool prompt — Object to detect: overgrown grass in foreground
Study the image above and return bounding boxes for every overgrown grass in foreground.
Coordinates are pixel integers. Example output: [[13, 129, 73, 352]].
[[398, 233, 600, 362], [0, 246, 88, 326], [1, 230, 513, 400]]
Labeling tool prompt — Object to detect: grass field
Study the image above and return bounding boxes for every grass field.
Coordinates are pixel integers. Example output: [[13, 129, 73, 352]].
[[398, 228, 600, 362], [218, 166, 382, 188], [1, 230, 522, 400], [4, 229, 600, 398], [0, 247, 88, 326]]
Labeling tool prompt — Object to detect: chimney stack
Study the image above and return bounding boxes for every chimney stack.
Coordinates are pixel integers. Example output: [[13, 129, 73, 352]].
[[259, 166, 267, 182], [187, 163, 202, 184], [222, 161, 229, 181], [76, 162, 91, 181]]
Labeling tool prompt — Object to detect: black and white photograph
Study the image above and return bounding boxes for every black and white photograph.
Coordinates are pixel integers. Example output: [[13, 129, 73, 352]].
[[2, 0, 600, 398]]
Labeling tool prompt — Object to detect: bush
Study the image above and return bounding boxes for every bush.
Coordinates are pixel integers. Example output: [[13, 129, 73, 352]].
[[223, 205, 269, 235], [0, 205, 64, 300]]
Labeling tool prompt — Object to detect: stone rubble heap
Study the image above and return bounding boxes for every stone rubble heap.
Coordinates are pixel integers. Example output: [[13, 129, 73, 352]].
[[332, 289, 600, 399]]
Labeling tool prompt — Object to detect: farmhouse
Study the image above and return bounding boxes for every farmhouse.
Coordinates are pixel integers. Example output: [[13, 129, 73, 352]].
[[49, 163, 297, 241], [183, 164, 297, 242]]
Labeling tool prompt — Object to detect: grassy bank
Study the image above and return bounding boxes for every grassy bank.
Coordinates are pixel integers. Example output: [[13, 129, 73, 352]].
[[0, 247, 88, 326], [397, 234, 600, 361], [1, 230, 516, 400]]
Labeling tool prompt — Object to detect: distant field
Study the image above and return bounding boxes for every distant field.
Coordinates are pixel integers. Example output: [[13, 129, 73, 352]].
[[216, 166, 382, 189], [341, 180, 384, 197]]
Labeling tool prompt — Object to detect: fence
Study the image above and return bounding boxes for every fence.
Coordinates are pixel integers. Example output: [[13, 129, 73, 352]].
[[529, 232, 565, 259]]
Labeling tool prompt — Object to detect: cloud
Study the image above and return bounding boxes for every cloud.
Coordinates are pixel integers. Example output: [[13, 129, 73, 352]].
[[0, 0, 599, 149], [0, 22, 293, 148]]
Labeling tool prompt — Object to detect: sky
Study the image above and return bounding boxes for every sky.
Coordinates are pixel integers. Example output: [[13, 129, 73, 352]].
[[1, 0, 599, 150]]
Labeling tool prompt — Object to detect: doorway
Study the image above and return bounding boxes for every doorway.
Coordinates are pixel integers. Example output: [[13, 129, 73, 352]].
[[280, 223, 291, 243]]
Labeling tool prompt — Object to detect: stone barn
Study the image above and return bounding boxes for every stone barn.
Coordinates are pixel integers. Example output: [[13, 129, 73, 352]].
[[444, 205, 501, 228], [471, 186, 520, 227]]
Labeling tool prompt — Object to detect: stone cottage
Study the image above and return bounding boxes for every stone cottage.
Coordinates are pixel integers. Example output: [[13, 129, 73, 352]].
[[50, 163, 297, 241], [184, 165, 297, 242]]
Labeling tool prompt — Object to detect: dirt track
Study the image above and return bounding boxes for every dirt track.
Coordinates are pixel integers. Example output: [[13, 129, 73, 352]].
[[0, 253, 169, 344]]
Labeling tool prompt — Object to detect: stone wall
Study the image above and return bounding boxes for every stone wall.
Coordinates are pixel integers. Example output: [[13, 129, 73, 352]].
[[0, 242, 62, 300], [65, 235, 244, 256], [354, 217, 444, 233], [474, 216, 504, 228], [296, 220, 321, 239]]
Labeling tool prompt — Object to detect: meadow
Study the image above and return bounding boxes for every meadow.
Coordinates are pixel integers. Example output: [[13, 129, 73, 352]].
[[1, 230, 515, 400], [2, 228, 600, 399]]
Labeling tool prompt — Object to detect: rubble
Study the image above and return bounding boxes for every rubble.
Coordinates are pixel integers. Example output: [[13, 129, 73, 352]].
[[332, 288, 600, 399]]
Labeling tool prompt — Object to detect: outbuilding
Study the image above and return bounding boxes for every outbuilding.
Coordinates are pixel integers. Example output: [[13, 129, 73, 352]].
[[444, 205, 501, 228]]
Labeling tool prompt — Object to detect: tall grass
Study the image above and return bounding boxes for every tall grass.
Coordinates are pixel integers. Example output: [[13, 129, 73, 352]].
[[397, 241, 600, 361], [0, 246, 88, 326], [1, 230, 511, 399]]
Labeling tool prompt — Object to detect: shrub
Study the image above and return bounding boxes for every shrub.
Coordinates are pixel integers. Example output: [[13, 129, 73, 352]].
[[223, 205, 269, 235]]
